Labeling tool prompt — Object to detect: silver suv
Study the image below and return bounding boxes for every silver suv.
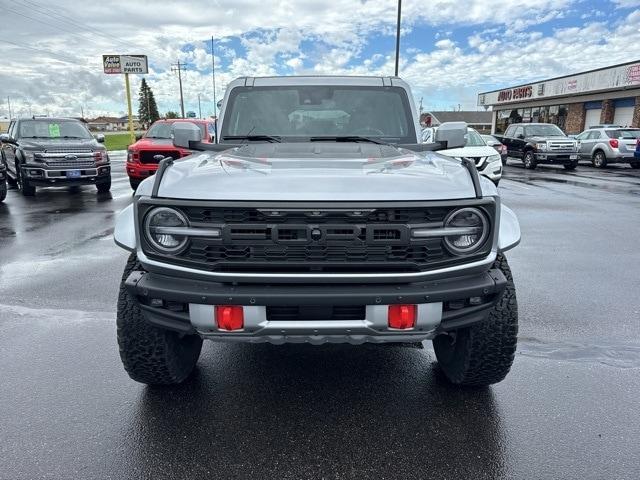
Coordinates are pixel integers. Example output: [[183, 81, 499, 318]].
[[576, 127, 640, 168], [113, 76, 521, 388]]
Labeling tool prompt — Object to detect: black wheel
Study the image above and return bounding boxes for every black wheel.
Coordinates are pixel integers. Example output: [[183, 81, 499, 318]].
[[96, 177, 111, 193], [129, 178, 141, 190], [630, 162, 640, 169], [0, 180, 6, 202], [592, 150, 607, 168], [563, 161, 578, 171], [16, 164, 35, 196], [117, 254, 203, 385], [523, 151, 537, 169], [433, 254, 518, 387]]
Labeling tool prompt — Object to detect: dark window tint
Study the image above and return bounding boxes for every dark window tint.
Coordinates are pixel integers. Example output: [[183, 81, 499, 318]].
[[606, 129, 640, 139]]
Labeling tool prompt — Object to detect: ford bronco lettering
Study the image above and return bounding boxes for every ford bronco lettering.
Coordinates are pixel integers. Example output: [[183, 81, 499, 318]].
[[113, 76, 521, 387]]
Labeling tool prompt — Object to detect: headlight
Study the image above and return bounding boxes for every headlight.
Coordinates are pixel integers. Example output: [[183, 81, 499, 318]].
[[144, 207, 189, 253], [22, 151, 38, 162], [535, 142, 547, 151], [443, 207, 489, 255], [488, 154, 501, 163]]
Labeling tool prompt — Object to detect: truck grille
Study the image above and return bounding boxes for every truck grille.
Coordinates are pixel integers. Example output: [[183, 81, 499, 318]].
[[45, 158, 96, 168], [43, 148, 93, 154], [140, 150, 182, 164], [140, 202, 496, 277], [547, 141, 576, 152]]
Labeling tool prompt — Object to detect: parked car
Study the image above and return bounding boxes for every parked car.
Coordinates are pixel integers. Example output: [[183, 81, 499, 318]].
[[481, 134, 508, 165], [575, 127, 640, 168], [431, 127, 503, 185], [0, 159, 6, 202], [113, 75, 521, 388], [0, 117, 110, 196], [126, 119, 216, 189], [494, 123, 579, 170]]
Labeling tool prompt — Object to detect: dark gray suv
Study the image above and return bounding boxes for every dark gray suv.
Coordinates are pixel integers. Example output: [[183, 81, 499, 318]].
[[0, 117, 111, 196]]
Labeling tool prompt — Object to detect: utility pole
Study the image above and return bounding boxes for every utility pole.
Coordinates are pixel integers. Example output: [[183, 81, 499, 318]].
[[198, 93, 202, 118], [81, 105, 84, 119], [171, 61, 187, 118], [7, 96, 12, 120], [211, 36, 217, 120], [394, 0, 402, 76]]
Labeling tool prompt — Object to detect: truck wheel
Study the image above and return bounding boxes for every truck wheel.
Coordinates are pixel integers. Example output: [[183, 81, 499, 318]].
[[0, 180, 6, 202], [129, 178, 141, 190], [630, 162, 640, 169], [592, 151, 607, 168], [1, 152, 16, 186], [117, 254, 203, 385], [433, 254, 518, 387], [96, 177, 111, 193], [523, 151, 537, 169], [16, 165, 36, 196], [563, 161, 578, 171]]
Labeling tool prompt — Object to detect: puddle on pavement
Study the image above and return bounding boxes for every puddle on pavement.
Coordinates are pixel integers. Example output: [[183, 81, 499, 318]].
[[518, 337, 640, 369]]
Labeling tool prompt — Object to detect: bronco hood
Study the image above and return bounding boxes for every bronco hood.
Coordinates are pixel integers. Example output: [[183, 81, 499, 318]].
[[146, 142, 486, 201]]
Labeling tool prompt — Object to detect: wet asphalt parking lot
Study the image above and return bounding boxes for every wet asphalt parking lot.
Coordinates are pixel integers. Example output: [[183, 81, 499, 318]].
[[1, 153, 639, 479]]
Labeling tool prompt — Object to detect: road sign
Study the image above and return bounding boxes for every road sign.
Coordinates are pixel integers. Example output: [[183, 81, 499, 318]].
[[102, 55, 148, 74]]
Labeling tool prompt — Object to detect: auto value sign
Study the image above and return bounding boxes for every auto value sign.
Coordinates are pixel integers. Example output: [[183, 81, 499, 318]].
[[102, 55, 148, 74]]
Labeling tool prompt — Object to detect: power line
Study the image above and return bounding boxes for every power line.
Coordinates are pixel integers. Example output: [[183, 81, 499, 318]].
[[0, 39, 86, 66]]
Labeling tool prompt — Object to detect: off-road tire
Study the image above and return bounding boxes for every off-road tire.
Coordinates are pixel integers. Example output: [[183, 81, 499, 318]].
[[592, 150, 607, 168], [630, 162, 640, 169], [129, 178, 141, 190], [96, 177, 111, 193], [0, 180, 6, 202], [117, 253, 203, 385], [433, 254, 518, 387], [563, 161, 578, 171], [16, 165, 35, 196], [523, 151, 537, 169]]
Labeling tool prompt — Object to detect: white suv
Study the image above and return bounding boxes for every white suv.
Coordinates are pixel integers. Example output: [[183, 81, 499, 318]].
[[423, 127, 503, 185]]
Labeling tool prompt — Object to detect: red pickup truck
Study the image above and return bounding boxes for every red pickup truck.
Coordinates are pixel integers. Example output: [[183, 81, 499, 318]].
[[127, 119, 215, 189]]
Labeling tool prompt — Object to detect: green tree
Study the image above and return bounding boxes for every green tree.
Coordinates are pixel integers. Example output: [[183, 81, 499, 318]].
[[165, 111, 179, 119], [137, 78, 160, 128]]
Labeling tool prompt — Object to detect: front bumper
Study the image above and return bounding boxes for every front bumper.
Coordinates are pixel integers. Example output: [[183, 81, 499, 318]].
[[127, 160, 159, 180], [534, 152, 578, 164], [478, 160, 502, 182], [23, 164, 110, 186], [124, 267, 507, 344]]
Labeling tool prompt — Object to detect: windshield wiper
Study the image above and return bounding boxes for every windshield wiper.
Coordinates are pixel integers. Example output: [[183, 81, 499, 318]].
[[222, 134, 281, 143], [309, 136, 389, 145]]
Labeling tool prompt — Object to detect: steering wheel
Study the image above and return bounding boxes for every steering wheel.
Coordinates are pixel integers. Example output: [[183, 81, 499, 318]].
[[351, 126, 385, 136]]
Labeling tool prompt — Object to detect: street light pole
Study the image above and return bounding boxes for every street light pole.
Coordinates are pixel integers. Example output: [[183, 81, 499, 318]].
[[394, 0, 402, 76], [198, 93, 202, 118]]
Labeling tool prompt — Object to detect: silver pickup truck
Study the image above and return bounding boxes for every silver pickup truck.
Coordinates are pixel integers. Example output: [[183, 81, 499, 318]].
[[114, 76, 521, 387]]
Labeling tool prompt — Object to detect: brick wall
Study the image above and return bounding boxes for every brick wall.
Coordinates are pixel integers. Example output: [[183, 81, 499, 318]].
[[565, 103, 585, 134], [600, 100, 614, 124], [632, 97, 640, 128]]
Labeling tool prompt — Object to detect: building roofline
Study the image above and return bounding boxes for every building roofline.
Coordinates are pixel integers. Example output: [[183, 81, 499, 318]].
[[478, 59, 640, 95]]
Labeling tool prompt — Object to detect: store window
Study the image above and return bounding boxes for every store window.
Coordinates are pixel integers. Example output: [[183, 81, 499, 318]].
[[494, 103, 569, 133]]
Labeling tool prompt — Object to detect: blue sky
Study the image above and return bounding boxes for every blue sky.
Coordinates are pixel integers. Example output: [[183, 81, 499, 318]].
[[1, 0, 640, 117]]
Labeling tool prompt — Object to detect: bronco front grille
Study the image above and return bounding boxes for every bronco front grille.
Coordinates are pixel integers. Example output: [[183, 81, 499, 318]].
[[139, 201, 496, 276]]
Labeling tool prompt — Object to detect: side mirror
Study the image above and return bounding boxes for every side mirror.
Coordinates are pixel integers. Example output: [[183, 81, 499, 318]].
[[0, 133, 16, 145], [434, 122, 467, 149], [96, 134, 105, 143], [172, 122, 201, 149], [135, 133, 143, 140], [517, 134, 525, 139]]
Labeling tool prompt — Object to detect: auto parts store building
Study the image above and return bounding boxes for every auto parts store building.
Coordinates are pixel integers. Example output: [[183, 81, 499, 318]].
[[478, 60, 640, 135]]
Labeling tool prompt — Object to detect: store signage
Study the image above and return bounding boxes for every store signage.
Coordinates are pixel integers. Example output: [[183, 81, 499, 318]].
[[497, 86, 533, 102]]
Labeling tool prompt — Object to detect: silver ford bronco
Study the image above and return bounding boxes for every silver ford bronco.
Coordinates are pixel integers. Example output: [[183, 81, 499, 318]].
[[113, 76, 521, 387]]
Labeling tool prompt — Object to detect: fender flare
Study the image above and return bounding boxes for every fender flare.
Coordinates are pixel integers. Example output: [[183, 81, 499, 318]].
[[114, 204, 136, 251], [498, 204, 521, 252]]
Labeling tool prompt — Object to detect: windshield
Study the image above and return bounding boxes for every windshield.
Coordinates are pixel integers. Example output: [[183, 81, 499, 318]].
[[466, 129, 486, 146], [146, 121, 205, 139], [606, 129, 640, 139], [220, 85, 416, 143], [524, 124, 565, 137], [18, 120, 92, 139]]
